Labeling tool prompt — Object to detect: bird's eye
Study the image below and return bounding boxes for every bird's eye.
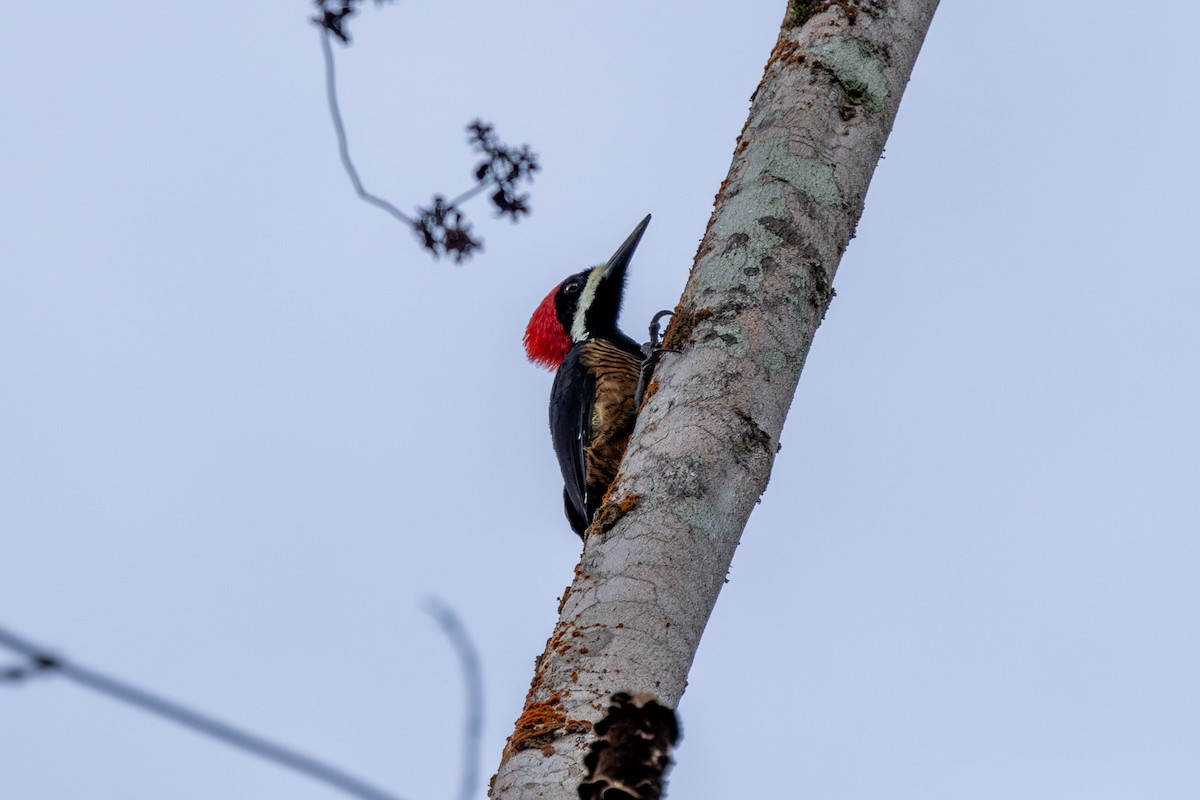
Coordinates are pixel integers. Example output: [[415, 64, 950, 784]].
[[564, 281, 581, 295]]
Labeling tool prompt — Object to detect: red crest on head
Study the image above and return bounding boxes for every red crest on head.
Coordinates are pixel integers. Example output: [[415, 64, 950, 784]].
[[524, 284, 572, 370]]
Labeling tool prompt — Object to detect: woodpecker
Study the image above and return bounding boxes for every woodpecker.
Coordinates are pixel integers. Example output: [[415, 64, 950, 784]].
[[524, 215, 652, 538]]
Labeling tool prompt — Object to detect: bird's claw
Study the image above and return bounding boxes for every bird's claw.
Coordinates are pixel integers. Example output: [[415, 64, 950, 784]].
[[644, 309, 675, 356], [636, 310, 678, 408]]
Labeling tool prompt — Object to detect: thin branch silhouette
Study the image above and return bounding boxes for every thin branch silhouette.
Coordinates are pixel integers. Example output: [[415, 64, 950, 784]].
[[0, 623, 406, 800], [311, 0, 539, 262], [423, 598, 484, 800], [318, 28, 414, 227]]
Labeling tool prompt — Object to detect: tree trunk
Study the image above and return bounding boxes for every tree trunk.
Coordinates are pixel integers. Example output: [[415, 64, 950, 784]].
[[491, 1, 940, 796]]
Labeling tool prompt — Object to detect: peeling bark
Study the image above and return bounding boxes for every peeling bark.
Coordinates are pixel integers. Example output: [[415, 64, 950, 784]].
[[491, 1, 940, 796], [578, 693, 679, 800]]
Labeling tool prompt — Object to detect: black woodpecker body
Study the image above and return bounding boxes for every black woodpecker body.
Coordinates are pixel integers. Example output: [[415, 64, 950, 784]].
[[524, 215, 651, 538]]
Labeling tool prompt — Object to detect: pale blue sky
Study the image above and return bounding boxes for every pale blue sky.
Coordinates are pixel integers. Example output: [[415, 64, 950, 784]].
[[3, 2, 1198, 799]]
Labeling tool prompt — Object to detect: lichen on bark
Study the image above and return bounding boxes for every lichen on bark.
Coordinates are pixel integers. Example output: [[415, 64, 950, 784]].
[[491, 2, 942, 796]]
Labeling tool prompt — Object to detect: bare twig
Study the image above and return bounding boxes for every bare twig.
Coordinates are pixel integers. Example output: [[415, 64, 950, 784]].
[[422, 598, 484, 800], [318, 28, 415, 226], [0, 623, 405, 800]]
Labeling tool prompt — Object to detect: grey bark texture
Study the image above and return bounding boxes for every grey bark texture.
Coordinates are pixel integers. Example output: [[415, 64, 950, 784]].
[[491, 1, 940, 797]]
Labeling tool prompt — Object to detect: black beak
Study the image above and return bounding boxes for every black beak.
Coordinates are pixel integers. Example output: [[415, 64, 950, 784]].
[[572, 214, 651, 342], [599, 214, 652, 282]]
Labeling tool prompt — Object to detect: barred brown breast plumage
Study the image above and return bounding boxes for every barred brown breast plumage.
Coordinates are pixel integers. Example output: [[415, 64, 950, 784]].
[[579, 339, 642, 511]]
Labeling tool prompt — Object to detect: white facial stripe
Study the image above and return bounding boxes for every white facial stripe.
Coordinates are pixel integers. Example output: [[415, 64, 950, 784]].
[[570, 263, 606, 342]]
